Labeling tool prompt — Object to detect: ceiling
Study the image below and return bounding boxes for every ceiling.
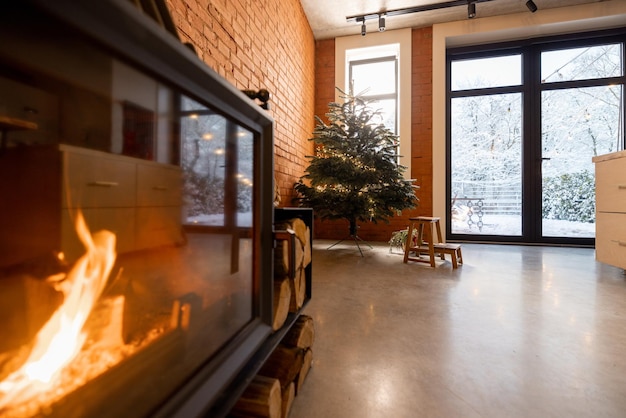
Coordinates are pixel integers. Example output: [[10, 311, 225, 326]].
[[300, 0, 605, 39]]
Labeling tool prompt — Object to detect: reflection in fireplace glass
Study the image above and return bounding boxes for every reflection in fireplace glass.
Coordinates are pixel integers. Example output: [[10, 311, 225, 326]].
[[181, 97, 254, 228], [0, 2, 268, 417]]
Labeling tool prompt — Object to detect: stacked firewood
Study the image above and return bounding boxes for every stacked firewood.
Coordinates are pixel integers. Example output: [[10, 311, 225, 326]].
[[272, 218, 311, 330], [229, 315, 315, 418], [230, 217, 314, 418]]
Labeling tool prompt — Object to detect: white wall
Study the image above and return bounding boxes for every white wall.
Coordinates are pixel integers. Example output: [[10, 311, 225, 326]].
[[432, 0, 626, 236]]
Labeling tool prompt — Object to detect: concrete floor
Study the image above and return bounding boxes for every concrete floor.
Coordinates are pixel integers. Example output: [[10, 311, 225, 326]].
[[289, 240, 626, 418]]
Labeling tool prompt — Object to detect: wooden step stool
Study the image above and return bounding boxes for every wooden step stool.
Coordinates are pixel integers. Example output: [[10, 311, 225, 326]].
[[433, 243, 463, 269], [403, 216, 442, 267], [403, 216, 464, 269]]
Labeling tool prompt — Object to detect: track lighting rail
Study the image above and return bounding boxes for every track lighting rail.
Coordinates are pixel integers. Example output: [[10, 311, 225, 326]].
[[348, 0, 538, 33]]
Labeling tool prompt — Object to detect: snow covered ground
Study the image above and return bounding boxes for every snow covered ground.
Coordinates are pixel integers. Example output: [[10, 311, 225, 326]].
[[188, 212, 594, 239], [452, 214, 595, 238], [186, 212, 252, 227]]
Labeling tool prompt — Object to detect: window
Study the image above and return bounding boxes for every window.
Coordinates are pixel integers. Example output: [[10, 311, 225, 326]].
[[336, 31, 412, 175], [349, 55, 398, 134]]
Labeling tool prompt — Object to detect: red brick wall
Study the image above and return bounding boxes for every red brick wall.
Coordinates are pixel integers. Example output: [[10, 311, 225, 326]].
[[165, 0, 316, 205], [312, 28, 434, 242], [411, 27, 433, 218]]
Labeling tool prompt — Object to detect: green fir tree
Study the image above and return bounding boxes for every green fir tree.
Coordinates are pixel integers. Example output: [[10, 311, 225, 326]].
[[294, 89, 418, 239]]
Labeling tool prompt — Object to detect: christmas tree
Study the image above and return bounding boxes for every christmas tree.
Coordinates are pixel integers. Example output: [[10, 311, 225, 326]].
[[294, 89, 418, 247]]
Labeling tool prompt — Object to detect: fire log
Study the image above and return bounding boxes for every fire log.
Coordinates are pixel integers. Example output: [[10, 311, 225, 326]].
[[272, 278, 291, 331], [281, 382, 295, 418], [258, 345, 304, 390], [274, 218, 308, 278], [229, 375, 282, 418], [295, 348, 313, 396], [281, 314, 314, 349], [288, 267, 305, 313], [303, 226, 311, 268]]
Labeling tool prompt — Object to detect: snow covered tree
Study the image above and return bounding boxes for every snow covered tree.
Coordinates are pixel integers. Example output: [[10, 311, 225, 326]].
[[294, 89, 418, 239]]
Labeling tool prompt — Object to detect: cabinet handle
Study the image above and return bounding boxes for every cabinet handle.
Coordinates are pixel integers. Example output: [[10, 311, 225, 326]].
[[88, 181, 119, 187], [619, 185, 626, 190], [611, 240, 626, 247], [152, 186, 168, 191]]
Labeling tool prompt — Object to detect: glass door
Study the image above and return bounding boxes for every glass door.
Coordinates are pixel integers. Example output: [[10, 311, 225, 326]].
[[449, 54, 523, 238], [540, 45, 624, 239], [450, 93, 523, 236], [448, 35, 625, 244]]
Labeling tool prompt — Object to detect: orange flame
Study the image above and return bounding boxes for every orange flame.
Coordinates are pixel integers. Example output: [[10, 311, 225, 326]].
[[0, 212, 116, 408]]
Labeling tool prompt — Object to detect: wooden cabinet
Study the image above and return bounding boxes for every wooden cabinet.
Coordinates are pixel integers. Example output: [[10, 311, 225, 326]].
[[0, 144, 183, 268], [593, 150, 626, 270]]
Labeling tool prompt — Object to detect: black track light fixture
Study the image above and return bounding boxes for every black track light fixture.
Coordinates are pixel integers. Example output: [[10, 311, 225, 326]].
[[348, 0, 544, 36], [357, 16, 366, 36], [467, 1, 476, 19]]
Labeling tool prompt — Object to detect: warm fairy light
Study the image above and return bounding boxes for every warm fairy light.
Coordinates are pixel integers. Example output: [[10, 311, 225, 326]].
[[0, 212, 116, 408], [202, 133, 213, 140]]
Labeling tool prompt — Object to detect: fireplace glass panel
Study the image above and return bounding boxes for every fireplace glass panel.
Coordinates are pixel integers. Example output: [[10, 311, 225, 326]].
[[0, 3, 270, 417]]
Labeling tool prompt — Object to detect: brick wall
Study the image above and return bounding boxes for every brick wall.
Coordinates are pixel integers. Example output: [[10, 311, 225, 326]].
[[411, 27, 433, 218], [165, 0, 316, 205], [312, 28, 434, 242]]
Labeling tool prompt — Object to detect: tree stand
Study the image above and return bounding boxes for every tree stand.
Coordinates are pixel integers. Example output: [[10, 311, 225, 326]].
[[326, 220, 373, 257]]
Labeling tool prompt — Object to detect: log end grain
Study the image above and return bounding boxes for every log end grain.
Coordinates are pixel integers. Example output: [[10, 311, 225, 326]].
[[272, 278, 291, 331], [230, 375, 282, 418]]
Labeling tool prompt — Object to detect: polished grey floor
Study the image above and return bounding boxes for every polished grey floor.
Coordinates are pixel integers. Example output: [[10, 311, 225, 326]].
[[289, 241, 626, 418]]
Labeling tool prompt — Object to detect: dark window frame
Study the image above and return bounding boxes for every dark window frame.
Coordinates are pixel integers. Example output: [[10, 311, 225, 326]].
[[446, 27, 626, 245]]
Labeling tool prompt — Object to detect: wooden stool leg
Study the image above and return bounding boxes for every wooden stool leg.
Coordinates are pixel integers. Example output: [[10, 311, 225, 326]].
[[450, 251, 458, 269], [457, 247, 463, 265], [425, 223, 436, 267], [403, 222, 415, 263], [434, 220, 443, 244]]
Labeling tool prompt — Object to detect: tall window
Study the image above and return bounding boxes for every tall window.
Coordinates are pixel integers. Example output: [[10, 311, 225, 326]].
[[448, 31, 626, 245], [337, 32, 411, 175], [348, 55, 398, 134]]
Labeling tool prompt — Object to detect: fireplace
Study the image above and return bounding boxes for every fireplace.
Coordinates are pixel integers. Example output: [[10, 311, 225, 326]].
[[0, 1, 287, 416]]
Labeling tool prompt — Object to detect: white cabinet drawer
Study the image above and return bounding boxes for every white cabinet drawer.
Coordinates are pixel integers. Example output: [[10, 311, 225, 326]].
[[136, 163, 182, 207], [595, 157, 626, 212], [62, 151, 136, 209], [595, 212, 626, 270], [135, 207, 183, 250]]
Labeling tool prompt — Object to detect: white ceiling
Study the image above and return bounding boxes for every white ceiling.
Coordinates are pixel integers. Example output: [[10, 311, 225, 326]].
[[300, 0, 605, 39]]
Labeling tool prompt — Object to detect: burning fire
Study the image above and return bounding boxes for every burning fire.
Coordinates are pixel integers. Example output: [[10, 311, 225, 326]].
[[0, 212, 116, 410]]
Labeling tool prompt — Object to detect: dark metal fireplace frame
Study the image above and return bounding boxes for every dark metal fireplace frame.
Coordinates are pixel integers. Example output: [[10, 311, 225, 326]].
[[0, 1, 304, 416]]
